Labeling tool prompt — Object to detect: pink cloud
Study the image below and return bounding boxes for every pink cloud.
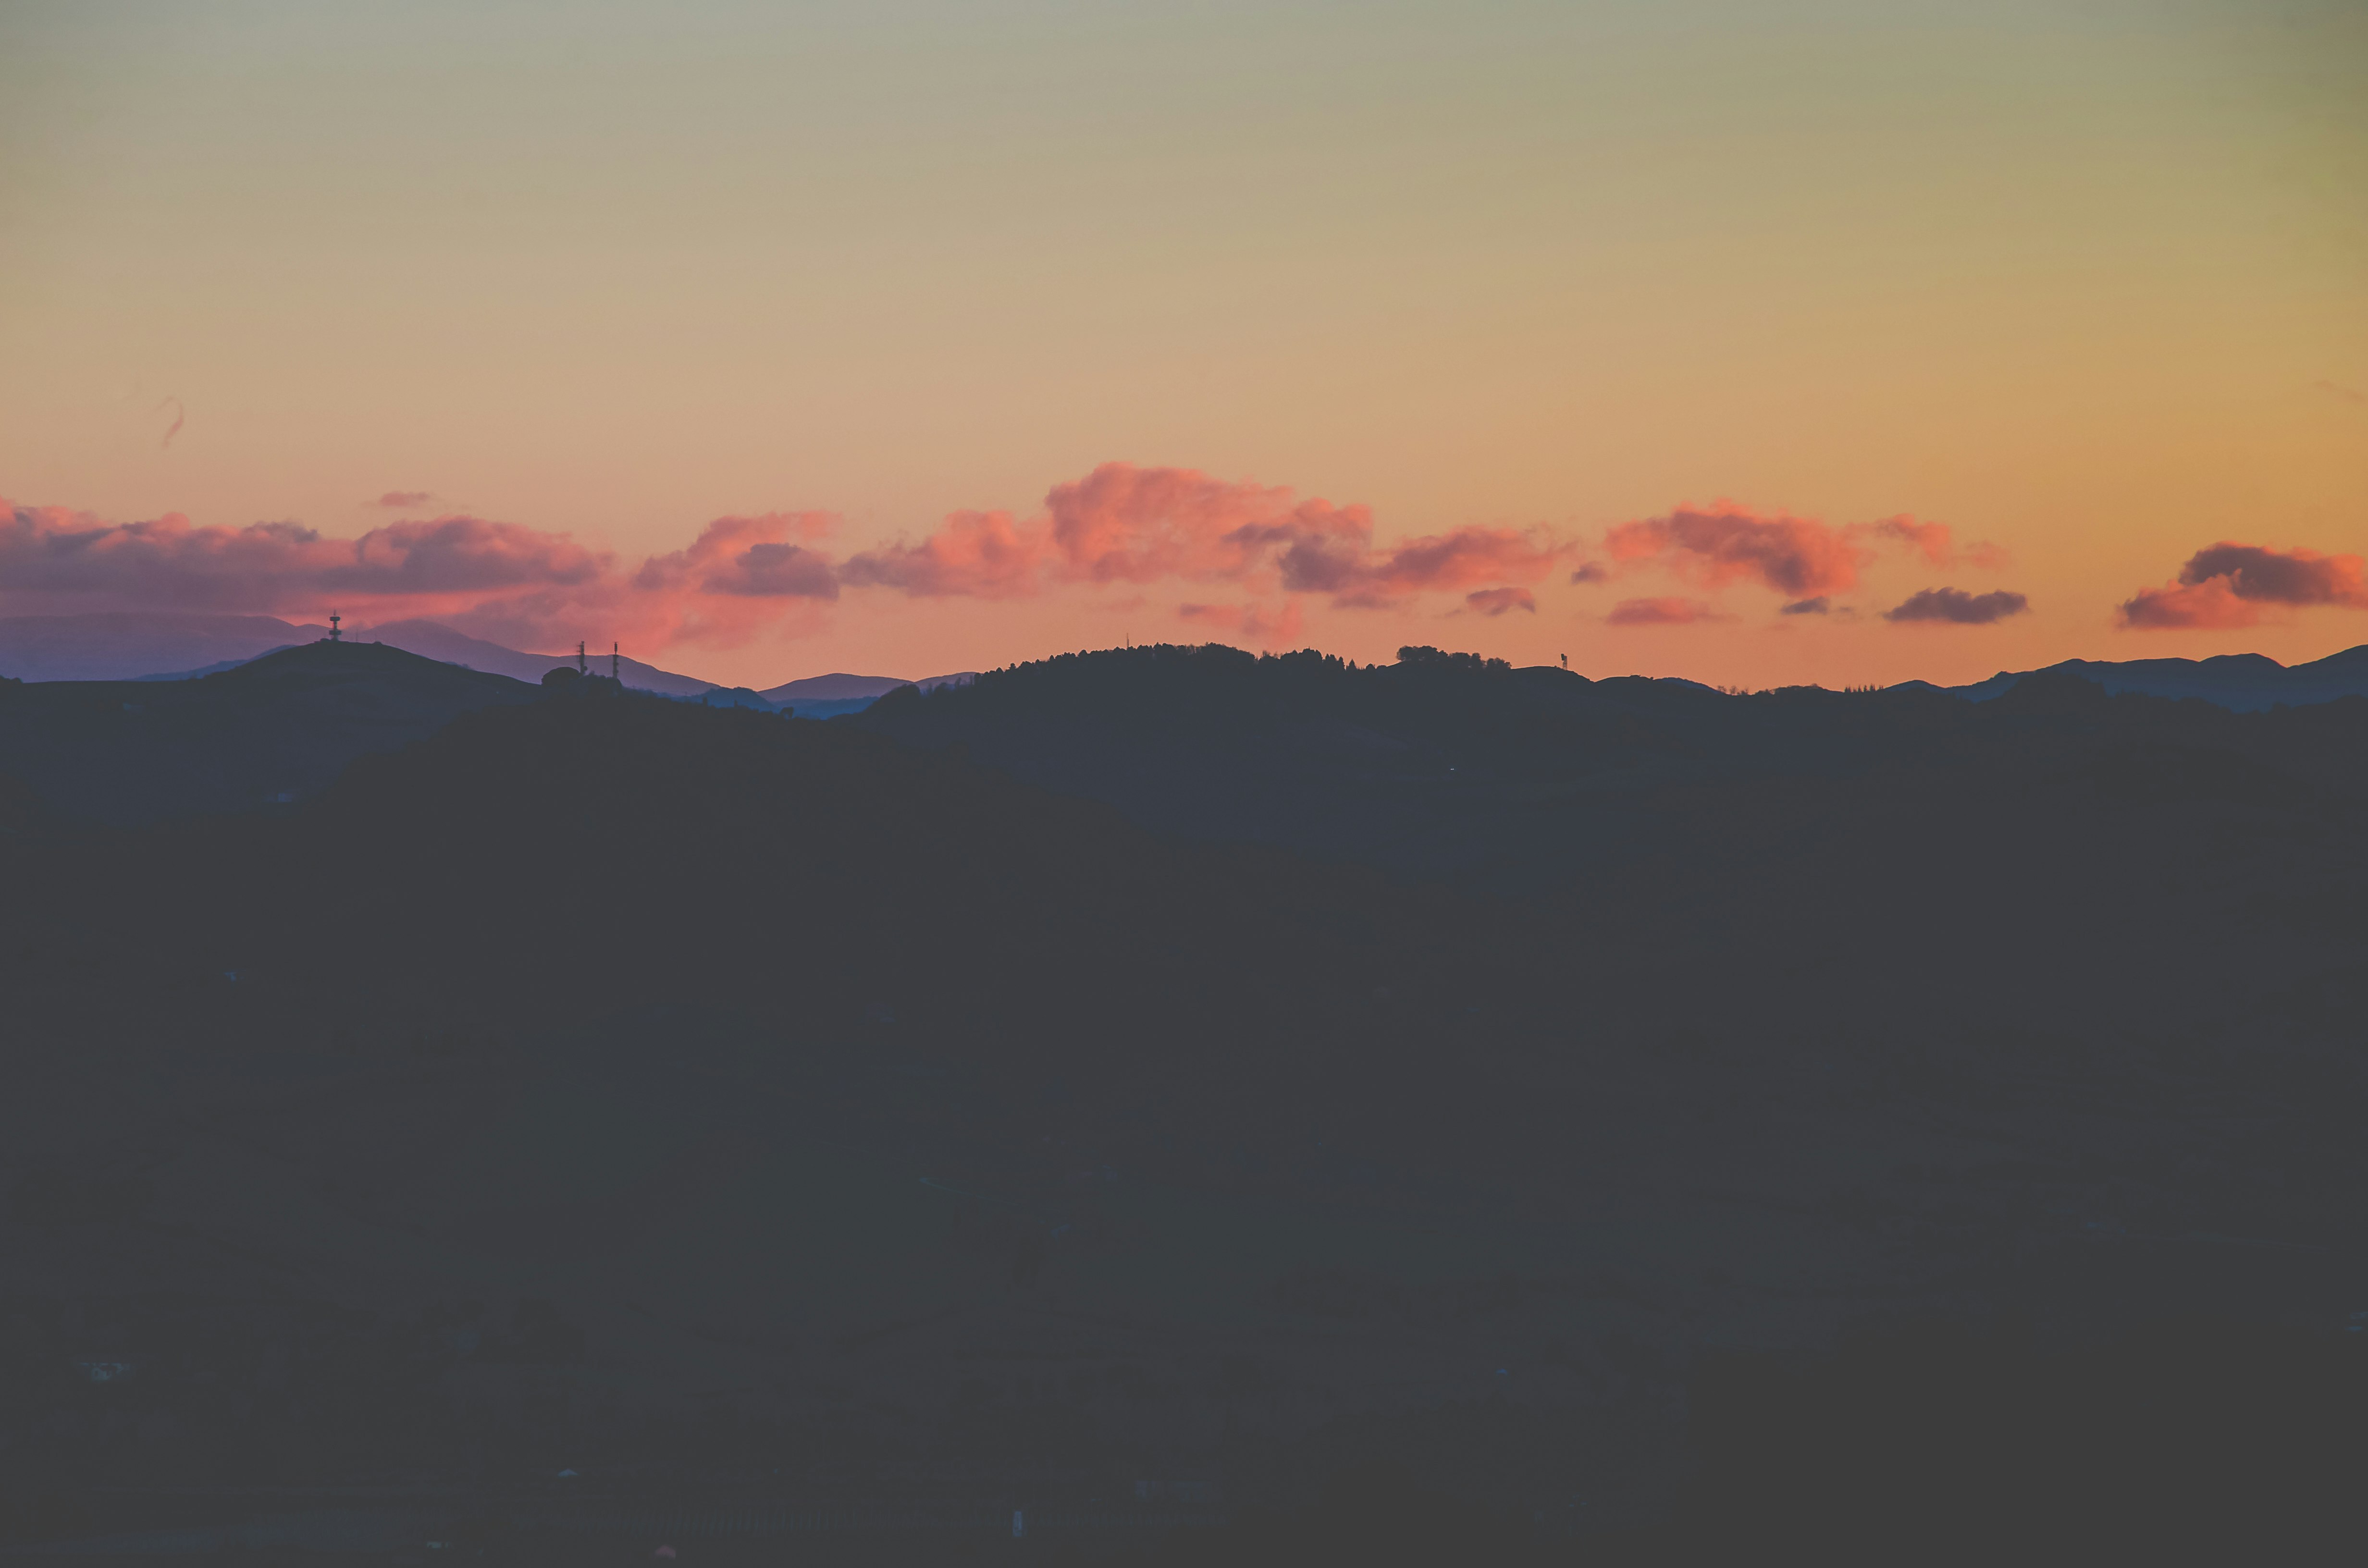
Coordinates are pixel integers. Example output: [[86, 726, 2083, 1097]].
[[2119, 541, 2368, 630], [623, 512, 842, 646], [1176, 599, 1305, 645], [372, 490, 433, 510], [1606, 597, 1729, 626], [2119, 578, 2257, 630], [1605, 503, 1870, 598], [1604, 504, 2005, 600], [847, 464, 1575, 610], [1343, 526, 1567, 607], [840, 509, 1048, 599], [2179, 543, 2368, 606], [4, 468, 1988, 663], [1045, 464, 1329, 584], [1863, 515, 1954, 564], [1463, 587, 1535, 616], [0, 495, 839, 653], [1858, 515, 2007, 569], [634, 513, 840, 600]]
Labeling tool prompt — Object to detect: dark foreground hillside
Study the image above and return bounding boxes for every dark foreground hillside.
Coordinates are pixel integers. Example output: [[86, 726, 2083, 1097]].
[[0, 640, 543, 825], [2, 643, 2365, 1563], [853, 642, 2368, 888]]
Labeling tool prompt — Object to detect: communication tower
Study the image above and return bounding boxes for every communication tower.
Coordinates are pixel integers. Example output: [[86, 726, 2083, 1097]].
[[328, 613, 342, 643]]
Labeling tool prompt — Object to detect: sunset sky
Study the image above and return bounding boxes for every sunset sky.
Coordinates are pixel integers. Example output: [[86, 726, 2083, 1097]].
[[3, 0, 2362, 687]]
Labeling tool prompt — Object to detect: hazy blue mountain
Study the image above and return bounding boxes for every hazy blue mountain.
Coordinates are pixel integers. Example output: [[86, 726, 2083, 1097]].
[[133, 652, 295, 680], [3, 611, 733, 697], [347, 618, 727, 697], [0, 612, 330, 681], [759, 670, 976, 706]]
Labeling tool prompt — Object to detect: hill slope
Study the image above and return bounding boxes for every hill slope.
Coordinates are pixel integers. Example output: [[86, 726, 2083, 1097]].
[[0, 611, 330, 681], [1945, 643, 2368, 709], [0, 611, 731, 695], [2, 646, 2364, 1550], [0, 639, 541, 824]]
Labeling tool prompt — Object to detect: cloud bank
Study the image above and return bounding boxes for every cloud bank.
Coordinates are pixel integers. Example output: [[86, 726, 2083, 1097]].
[[1, 465, 1577, 653], [0, 467, 2047, 656], [0, 502, 608, 617]]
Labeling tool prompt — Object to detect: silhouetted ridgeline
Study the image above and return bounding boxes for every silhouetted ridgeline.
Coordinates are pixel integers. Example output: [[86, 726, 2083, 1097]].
[[853, 641, 2368, 887], [0, 639, 542, 824], [1948, 641, 2368, 710], [1, 639, 2364, 1561]]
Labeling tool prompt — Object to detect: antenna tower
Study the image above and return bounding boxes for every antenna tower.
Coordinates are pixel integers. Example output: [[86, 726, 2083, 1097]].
[[328, 613, 342, 643], [577, 640, 587, 675], [612, 642, 619, 680]]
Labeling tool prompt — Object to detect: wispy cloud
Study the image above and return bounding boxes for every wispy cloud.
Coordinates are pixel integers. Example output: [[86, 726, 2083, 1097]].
[[1607, 596, 1730, 626], [1176, 599, 1304, 644], [1463, 587, 1536, 616], [1603, 503, 2006, 603], [1883, 587, 2029, 625]]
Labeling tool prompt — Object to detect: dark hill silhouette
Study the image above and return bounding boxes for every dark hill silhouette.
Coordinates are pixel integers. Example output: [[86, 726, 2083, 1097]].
[[348, 616, 728, 698], [0, 611, 331, 681], [1944, 642, 2368, 710], [0, 610, 730, 695], [851, 642, 2368, 891], [2, 644, 2364, 1556], [0, 638, 540, 824]]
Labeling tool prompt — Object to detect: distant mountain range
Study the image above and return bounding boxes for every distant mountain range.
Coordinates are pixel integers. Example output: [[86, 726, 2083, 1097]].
[[0, 612, 970, 711], [7, 610, 2359, 714], [0, 612, 333, 682], [334, 618, 728, 697]]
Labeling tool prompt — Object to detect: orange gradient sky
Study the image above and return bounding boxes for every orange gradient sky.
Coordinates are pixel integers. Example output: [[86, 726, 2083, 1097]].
[[3, 0, 2363, 686]]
